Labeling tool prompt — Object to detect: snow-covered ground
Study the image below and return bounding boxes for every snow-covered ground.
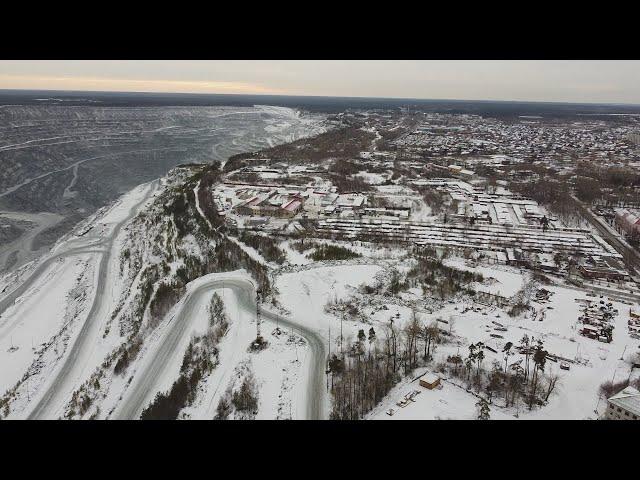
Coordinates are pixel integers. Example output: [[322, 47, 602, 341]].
[[444, 258, 525, 297], [0, 255, 95, 395], [273, 248, 639, 420], [184, 319, 308, 420], [356, 171, 389, 185], [3, 106, 639, 421], [369, 370, 513, 420], [368, 258, 638, 420], [4, 191, 636, 421], [0, 181, 159, 419], [104, 269, 319, 420], [276, 263, 384, 337]]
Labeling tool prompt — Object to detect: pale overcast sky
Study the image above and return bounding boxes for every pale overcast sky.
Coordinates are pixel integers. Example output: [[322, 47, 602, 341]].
[[0, 60, 638, 104]]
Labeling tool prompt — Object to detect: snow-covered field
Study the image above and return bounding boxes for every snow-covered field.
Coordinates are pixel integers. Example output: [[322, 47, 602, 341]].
[[369, 371, 513, 420], [444, 258, 524, 297], [276, 263, 384, 335], [3, 184, 637, 420], [275, 251, 639, 420]]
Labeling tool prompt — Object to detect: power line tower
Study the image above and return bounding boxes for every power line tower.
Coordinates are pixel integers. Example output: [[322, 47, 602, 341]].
[[250, 288, 267, 351]]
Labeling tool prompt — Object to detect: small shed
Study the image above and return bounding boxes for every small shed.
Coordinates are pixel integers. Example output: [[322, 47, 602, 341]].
[[419, 373, 441, 390]]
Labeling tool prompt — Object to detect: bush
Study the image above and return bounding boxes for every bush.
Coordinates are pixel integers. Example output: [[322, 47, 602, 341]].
[[238, 232, 286, 265], [308, 244, 361, 261], [113, 338, 143, 376], [149, 281, 186, 323], [599, 378, 640, 398], [329, 159, 362, 176], [232, 374, 259, 415], [215, 388, 233, 420], [508, 302, 530, 317], [140, 376, 189, 420], [140, 321, 223, 419], [404, 253, 482, 300], [291, 240, 318, 253]]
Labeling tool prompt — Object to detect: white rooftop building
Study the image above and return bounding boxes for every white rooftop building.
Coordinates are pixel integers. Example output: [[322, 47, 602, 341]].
[[606, 386, 640, 420]]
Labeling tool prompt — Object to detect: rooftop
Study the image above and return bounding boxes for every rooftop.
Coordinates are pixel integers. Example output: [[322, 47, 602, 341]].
[[608, 386, 640, 416], [422, 373, 440, 384]]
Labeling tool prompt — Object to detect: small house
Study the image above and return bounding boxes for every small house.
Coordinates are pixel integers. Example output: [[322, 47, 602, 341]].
[[419, 373, 441, 390]]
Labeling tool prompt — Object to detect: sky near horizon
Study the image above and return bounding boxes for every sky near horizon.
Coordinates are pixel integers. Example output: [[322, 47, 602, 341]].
[[0, 60, 638, 104]]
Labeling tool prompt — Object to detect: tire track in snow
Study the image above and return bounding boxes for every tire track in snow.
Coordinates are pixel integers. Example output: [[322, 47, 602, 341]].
[[25, 180, 159, 419]]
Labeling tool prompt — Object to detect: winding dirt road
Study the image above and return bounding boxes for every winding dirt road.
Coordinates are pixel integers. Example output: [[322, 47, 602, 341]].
[[23, 181, 159, 419], [114, 276, 327, 420]]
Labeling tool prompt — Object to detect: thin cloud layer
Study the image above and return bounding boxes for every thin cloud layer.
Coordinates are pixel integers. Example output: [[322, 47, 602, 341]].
[[0, 60, 637, 104]]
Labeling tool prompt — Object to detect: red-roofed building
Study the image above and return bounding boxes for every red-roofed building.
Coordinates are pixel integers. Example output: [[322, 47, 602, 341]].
[[282, 198, 303, 216], [236, 191, 304, 218], [615, 208, 640, 237]]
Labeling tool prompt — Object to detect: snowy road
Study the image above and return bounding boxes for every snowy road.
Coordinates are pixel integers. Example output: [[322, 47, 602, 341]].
[[24, 180, 159, 419], [114, 276, 327, 420], [0, 210, 65, 272], [0, 244, 101, 329]]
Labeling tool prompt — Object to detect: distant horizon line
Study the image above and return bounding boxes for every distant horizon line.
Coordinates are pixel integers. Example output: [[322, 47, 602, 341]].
[[1, 88, 638, 107]]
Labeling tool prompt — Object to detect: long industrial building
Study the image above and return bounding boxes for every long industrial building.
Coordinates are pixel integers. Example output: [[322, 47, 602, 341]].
[[314, 217, 620, 258]]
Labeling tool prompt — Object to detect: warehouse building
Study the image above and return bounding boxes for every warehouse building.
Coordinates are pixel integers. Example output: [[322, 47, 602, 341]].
[[236, 190, 305, 218], [614, 209, 640, 237], [578, 256, 630, 281]]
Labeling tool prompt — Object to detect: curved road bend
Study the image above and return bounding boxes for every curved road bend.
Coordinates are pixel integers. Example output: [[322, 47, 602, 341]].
[[114, 277, 327, 420], [27, 180, 159, 419]]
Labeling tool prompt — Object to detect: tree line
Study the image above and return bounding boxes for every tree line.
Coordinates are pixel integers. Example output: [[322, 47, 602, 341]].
[[329, 311, 442, 419], [140, 293, 229, 420], [438, 334, 560, 413]]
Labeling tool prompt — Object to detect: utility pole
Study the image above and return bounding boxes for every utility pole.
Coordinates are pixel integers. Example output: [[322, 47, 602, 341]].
[[594, 394, 602, 415], [255, 289, 262, 344], [326, 326, 331, 392], [270, 271, 278, 331], [619, 344, 627, 361], [340, 312, 343, 355]]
